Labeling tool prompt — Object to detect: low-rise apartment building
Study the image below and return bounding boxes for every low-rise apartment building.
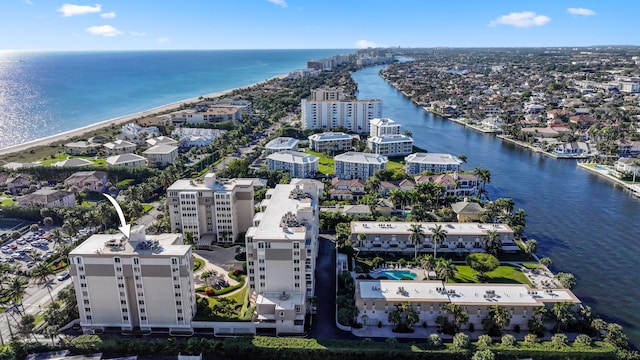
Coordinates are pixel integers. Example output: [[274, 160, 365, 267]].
[[264, 137, 299, 154], [405, 153, 463, 175], [334, 152, 387, 180], [350, 221, 518, 254], [369, 118, 401, 138], [367, 134, 414, 156], [307, 132, 357, 153], [355, 280, 580, 331], [266, 151, 319, 178]]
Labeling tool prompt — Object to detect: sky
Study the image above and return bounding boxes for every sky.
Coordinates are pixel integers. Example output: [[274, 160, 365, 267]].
[[2, 0, 639, 51]]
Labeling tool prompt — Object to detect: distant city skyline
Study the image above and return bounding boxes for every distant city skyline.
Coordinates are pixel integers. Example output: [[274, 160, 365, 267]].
[[2, 0, 639, 51]]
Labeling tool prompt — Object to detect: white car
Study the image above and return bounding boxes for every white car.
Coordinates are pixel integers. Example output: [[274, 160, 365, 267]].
[[57, 271, 70, 281]]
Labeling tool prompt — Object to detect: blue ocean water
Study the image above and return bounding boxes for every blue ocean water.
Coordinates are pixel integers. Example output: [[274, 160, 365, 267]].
[[0, 49, 351, 148]]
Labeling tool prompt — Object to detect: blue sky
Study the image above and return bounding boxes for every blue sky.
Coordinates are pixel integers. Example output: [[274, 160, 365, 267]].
[[2, 0, 639, 50]]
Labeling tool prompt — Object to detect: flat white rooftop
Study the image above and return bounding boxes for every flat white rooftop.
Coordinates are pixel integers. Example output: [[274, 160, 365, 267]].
[[267, 150, 318, 164], [252, 183, 312, 241], [71, 226, 189, 257], [358, 280, 579, 306], [256, 292, 305, 309], [351, 221, 513, 236], [334, 152, 388, 164], [405, 153, 463, 165]]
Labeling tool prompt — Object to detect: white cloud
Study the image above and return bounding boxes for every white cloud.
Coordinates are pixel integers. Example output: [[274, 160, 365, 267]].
[[268, 0, 287, 7], [100, 11, 116, 19], [23, 0, 34, 5], [355, 40, 379, 48], [130, 31, 146, 36], [58, 3, 102, 17], [157, 37, 170, 43], [85, 25, 123, 37], [567, 8, 596, 16], [489, 11, 551, 28]]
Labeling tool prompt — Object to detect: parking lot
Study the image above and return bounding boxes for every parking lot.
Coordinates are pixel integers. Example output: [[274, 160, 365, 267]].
[[1, 225, 96, 276]]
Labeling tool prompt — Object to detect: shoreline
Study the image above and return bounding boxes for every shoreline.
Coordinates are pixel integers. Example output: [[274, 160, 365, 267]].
[[577, 162, 640, 198], [0, 74, 287, 158]]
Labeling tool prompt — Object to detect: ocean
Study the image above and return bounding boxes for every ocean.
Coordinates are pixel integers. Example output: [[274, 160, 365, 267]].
[[0, 49, 351, 149]]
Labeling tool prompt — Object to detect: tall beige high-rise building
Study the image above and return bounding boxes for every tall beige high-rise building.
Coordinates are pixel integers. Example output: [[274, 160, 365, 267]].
[[167, 173, 255, 245], [245, 179, 323, 335], [69, 226, 195, 333], [301, 93, 382, 133]]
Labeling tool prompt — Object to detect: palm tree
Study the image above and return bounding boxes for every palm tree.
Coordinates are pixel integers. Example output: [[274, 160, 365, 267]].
[[457, 154, 467, 163], [420, 254, 436, 280], [7, 276, 29, 314], [482, 305, 511, 335], [474, 167, 491, 200], [50, 228, 66, 249], [443, 303, 469, 331], [524, 239, 538, 259], [551, 302, 575, 332], [408, 223, 425, 260], [365, 176, 381, 194], [31, 262, 54, 285], [435, 257, 457, 283], [483, 230, 502, 257], [631, 160, 640, 183], [429, 224, 448, 258]]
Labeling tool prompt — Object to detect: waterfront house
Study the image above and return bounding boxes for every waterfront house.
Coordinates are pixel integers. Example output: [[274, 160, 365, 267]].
[[334, 152, 387, 180], [615, 157, 640, 178], [308, 132, 357, 153], [451, 198, 484, 222], [64, 171, 109, 193], [118, 123, 160, 145], [414, 172, 479, 198], [266, 151, 319, 178], [142, 144, 179, 167], [103, 140, 137, 155], [18, 189, 75, 207], [553, 142, 592, 156], [617, 140, 640, 157], [264, 137, 299, 154], [405, 153, 463, 175], [106, 153, 147, 168]]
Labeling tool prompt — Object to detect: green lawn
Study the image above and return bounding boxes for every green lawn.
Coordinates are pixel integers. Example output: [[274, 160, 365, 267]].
[[452, 264, 531, 285], [37, 153, 107, 167], [142, 204, 154, 213], [1, 199, 14, 206], [304, 149, 334, 175]]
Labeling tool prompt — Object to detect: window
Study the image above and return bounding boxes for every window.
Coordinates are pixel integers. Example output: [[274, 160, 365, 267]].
[[114, 258, 121, 263]]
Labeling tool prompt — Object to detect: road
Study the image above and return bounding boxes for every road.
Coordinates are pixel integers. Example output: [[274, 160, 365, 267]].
[[0, 277, 71, 345]]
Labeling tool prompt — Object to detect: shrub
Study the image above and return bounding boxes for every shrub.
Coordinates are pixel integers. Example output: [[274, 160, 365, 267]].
[[514, 324, 521, 333], [205, 288, 215, 296], [232, 269, 245, 277], [524, 333, 539, 344], [501, 334, 516, 346], [378, 321, 382, 328], [385, 337, 398, 347], [574, 334, 592, 347], [551, 333, 568, 347], [427, 333, 442, 349], [472, 349, 495, 360], [453, 332, 470, 349], [477, 334, 492, 347], [468, 322, 475, 332], [361, 338, 373, 344], [422, 321, 427, 328]]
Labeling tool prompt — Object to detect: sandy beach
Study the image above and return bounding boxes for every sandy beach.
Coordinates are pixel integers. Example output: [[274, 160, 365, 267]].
[[0, 74, 287, 157]]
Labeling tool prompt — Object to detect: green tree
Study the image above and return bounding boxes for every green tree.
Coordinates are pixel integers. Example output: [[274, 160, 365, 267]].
[[482, 305, 510, 336], [453, 332, 470, 349], [551, 302, 576, 332], [483, 229, 502, 257], [435, 257, 457, 283], [18, 313, 36, 341], [443, 303, 469, 331], [604, 323, 628, 348], [7, 276, 29, 313], [408, 223, 425, 260], [555, 272, 577, 290], [465, 253, 499, 280], [420, 254, 436, 280], [429, 224, 448, 258], [472, 349, 495, 360], [524, 239, 538, 258]]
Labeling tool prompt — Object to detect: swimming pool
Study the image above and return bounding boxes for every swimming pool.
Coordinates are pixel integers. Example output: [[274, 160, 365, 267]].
[[593, 165, 610, 171], [374, 270, 417, 280]]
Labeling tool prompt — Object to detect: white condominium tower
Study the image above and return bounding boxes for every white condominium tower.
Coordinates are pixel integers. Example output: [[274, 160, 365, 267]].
[[301, 88, 382, 133], [167, 173, 255, 245], [69, 226, 195, 333], [245, 179, 323, 335]]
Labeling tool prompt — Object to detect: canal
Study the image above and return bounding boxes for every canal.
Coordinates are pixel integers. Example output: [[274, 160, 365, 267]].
[[353, 65, 640, 345]]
